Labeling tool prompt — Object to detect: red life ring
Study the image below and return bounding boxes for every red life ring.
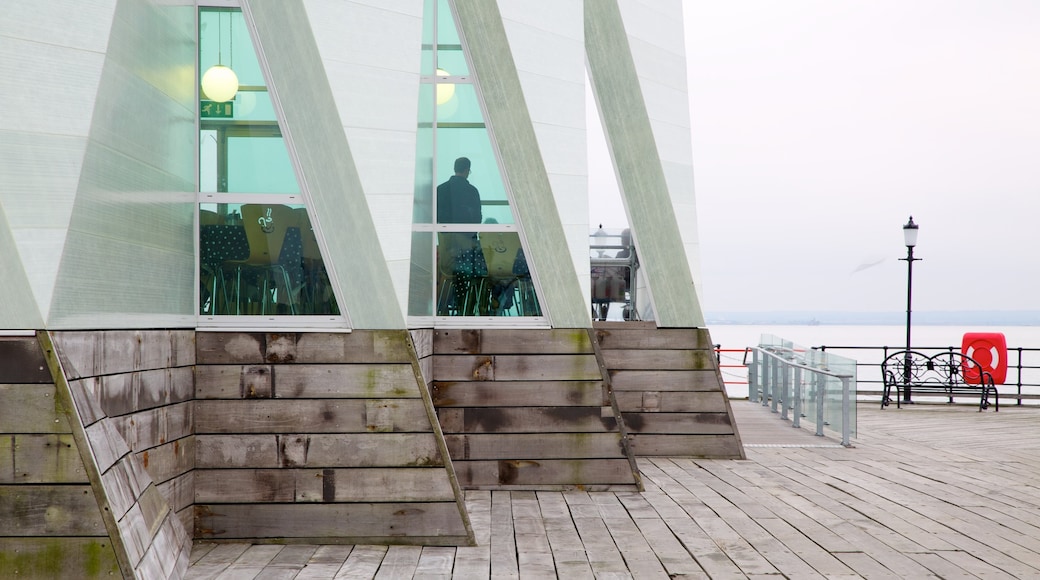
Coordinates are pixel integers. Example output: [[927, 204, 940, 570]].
[[961, 332, 1007, 385]]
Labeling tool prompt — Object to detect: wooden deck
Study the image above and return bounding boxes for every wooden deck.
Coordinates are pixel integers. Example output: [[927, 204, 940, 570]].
[[186, 400, 1040, 578]]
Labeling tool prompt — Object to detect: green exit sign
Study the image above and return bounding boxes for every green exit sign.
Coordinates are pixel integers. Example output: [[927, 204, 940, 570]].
[[201, 101, 233, 118]]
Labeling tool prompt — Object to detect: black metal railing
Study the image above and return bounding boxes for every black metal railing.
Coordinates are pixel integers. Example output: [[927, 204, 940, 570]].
[[715, 343, 1040, 406]]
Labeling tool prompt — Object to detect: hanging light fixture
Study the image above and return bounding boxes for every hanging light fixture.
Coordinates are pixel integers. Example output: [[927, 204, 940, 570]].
[[435, 68, 455, 105], [201, 10, 239, 103]]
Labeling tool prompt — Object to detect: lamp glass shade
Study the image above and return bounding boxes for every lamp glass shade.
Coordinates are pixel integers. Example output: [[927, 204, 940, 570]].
[[903, 218, 919, 248], [435, 68, 455, 105], [201, 65, 239, 103]]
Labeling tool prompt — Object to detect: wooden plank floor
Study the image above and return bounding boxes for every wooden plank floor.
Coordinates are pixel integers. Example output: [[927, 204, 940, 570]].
[[186, 400, 1040, 578]]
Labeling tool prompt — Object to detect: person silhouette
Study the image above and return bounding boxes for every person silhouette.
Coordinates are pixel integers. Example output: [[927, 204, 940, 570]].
[[436, 157, 484, 315]]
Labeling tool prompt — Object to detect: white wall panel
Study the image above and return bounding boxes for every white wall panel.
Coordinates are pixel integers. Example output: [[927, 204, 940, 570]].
[[0, 1, 116, 329], [323, 62, 422, 133], [0, 38, 106, 137], [0, 0, 116, 50], [497, 0, 590, 326], [48, 0, 197, 329], [531, 124, 586, 177], [248, 0, 408, 328], [519, 74, 585, 132], [306, 1, 422, 72], [616, 0, 703, 307], [305, 0, 422, 320]]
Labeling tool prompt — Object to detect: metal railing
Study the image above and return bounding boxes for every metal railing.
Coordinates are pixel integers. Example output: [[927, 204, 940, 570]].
[[817, 344, 1040, 406], [746, 343, 855, 447]]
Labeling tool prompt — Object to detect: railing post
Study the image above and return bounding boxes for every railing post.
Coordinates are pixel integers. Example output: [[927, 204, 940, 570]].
[[764, 353, 774, 408], [771, 355, 781, 413], [793, 367, 803, 428], [760, 350, 769, 406], [1016, 347, 1023, 406], [781, 361, 790, 420], [749, 348, 760, 403], [815, 372, 825, 437], [841, 376, 851, 447]]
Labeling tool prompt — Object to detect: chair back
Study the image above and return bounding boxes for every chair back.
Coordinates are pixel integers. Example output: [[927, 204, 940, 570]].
[[480, 233, 522, 281], [240, 204, 298, 266]]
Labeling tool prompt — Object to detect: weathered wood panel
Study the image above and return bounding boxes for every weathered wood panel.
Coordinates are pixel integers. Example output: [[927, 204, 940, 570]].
[[0, 537, 121, 579], [297, 468, 455, 503], [194, 365, 271, 399], [452, 459, 638, 488], [0, 337, 50, 383], [195, 435, 279, 468], [66, 378, 104, 427], [116, 485, 170, 568], [444, 433, 625, 460], [410, 329, 433, 359], [156, 471, 194, 515], [193, 469, 296, 503], [626, 434, 744, 457], [493, 355, 601, 381], [621, 412, 734, 434], [194, 502, 469, 541], [432, 381, 606, 407], [196, 332, 266, 364], [84, 419, 131, 474], [102, 458, 151, 521], [434, 355, 601, 382], [0, 384, 70, 433], [196, 331, 415, 364], [441, 407, 618, 434], [0, 485, 107, 536], [195, 400, 432, 434], [195, 433, 444, 468], [296, 331, 414, 364], [434, 329, 593, 355], [601, 349, 714, 371], [195, 468, 455, 503], [137, 436, 194, 485], [110, 402, 193, 451], [0, 434, 86, 484], [609, 370, 721, 391], [593, 326, 712, 350], [614, 391, 729, 413], [277, 365, 419, 399], [196, 364, 422, 399], [50, 331, 100, 379]]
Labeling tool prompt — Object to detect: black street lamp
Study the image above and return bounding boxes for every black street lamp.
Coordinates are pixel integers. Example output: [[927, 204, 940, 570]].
[[900, 216, 920, 402]]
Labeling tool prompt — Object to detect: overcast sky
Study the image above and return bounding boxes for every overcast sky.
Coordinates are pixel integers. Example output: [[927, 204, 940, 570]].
[[590, 1, 1040, 315]]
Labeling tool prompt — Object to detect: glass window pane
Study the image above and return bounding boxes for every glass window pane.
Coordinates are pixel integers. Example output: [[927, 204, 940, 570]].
[[436, 83, 481, 124], [409, 232, 434, 316], [436, 231, 540, 317], [435, 129, 514, 225], [227, 136, 299, 193], [199, 203, 339, 316]]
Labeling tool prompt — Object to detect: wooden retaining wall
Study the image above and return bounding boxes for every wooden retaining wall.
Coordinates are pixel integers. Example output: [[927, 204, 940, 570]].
[[46, 330, 195, 579], [0, 335, 122, 579], [595, 322, 745, 458], [193, 332, 473, 546], [430, 329, 641, 490]]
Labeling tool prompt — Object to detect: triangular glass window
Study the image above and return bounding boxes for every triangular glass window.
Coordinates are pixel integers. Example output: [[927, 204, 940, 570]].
[[408, 0, 543, 320], [197, 7, 340, 320]]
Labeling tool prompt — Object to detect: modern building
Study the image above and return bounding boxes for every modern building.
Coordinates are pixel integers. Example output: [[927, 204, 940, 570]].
[[0, 1, 743, 577]]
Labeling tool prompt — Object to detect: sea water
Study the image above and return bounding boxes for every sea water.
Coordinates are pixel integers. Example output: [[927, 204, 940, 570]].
[[707, 324, 1040, 399]]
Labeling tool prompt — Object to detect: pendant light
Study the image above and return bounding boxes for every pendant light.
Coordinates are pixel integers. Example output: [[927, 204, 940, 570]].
[[201, 10, 239, 103]]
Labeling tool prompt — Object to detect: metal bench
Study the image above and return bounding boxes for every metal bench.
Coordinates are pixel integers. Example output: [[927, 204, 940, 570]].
[[881, 349, 998, 411]]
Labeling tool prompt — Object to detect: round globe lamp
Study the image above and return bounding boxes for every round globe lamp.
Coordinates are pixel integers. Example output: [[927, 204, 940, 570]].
[[436, 68, 455, 105], [201, 65, 239, 103]]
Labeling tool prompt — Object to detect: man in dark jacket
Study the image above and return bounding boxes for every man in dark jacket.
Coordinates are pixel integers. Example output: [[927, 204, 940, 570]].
[[436, 157, 486, 315], [437, 157, 481, 224]]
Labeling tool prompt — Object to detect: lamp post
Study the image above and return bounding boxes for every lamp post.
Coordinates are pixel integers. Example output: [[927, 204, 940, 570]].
[[900, 216, 920, 402]]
